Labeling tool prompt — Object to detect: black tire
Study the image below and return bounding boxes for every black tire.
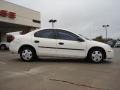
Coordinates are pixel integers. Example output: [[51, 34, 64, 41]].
[[87, 48, 104, 63], [20, 47, 37, 62], [0, 44, 7, 50]]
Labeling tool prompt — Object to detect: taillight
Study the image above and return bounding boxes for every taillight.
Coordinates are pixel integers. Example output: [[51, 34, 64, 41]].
[[10, 36, 15, 42], [7, 35, 15, 42]]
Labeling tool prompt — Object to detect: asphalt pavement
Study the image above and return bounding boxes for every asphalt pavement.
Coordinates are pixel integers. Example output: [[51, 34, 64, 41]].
[[0, 48, 120, 90]]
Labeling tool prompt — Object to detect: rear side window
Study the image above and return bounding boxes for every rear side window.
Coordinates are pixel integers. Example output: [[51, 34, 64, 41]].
[[34, 29, 56, 39]]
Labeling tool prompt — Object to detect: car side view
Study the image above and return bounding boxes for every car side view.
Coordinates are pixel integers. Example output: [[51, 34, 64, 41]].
[[9, 29, 114, 63]]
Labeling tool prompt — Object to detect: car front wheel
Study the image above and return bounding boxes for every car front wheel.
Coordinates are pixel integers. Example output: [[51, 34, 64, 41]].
[[20, 47, 36, 62], [88, 49, 104, 63]]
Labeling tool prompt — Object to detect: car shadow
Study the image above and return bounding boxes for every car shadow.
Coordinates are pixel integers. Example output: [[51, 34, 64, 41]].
[[11, 58, 112, 65]]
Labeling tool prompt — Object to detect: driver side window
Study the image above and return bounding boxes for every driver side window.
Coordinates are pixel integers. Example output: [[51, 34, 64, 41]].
[[57, 30, 80, 41]]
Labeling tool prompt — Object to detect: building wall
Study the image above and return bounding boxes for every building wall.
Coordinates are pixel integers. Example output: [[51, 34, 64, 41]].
[[0, 1, 41, 28], [0, 33, 7, 42]]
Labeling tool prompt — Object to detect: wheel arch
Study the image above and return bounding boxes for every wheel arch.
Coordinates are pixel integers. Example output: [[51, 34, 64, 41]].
[[87, 46, 106, 59], [18, 44, 37, 55]]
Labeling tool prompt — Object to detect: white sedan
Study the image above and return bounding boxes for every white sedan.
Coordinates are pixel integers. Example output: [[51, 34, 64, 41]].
[[9, 29, 113, 63]]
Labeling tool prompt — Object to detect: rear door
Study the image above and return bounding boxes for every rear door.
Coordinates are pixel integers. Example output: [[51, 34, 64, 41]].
[[56, 30, 86, 58], [34, 29, 57, 57]]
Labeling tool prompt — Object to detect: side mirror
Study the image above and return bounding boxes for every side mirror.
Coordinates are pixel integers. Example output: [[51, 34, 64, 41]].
[[78, 38, 84, 42]]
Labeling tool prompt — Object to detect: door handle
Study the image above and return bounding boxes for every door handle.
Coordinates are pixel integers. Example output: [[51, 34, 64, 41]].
[[59, 42, 64, 45], [34, 40, 39, 43]]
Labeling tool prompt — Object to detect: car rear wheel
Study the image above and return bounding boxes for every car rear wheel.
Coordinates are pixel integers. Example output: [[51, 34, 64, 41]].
[[20, 47, 36, 62], [88, 49, 104, 63]]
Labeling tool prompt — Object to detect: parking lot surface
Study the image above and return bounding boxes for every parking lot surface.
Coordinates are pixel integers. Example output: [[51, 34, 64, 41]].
[[0, 48, 120, 90]]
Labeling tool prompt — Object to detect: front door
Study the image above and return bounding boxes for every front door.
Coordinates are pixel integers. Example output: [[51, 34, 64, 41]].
[[56, 30, 86, 58]]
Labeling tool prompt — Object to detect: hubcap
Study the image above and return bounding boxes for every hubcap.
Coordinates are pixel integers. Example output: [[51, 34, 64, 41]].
[[91, 51, 102, 62], [21, 49, 32, 61]]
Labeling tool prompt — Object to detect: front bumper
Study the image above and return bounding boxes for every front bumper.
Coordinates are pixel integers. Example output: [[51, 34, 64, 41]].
[[106, 49, 114, 59]]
